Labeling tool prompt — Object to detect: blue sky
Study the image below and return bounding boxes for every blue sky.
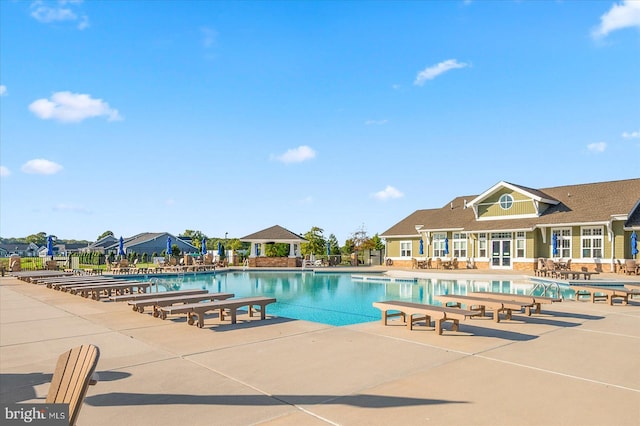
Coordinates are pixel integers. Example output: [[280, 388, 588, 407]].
[[1, 0, 639, 244]]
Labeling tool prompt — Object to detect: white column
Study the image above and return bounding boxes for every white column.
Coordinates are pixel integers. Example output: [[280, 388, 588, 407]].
[[261, 243, 266, 257], [289, 242, 295, 257]]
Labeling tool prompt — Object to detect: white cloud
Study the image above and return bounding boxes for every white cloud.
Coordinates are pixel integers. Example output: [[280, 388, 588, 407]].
[[0, 85, 6, 96], [622, 130, 640, 139], [29, 91, 122, 123], [272, 145, 316, 163], [365, 119, 388, 126], [414, 59, 469, 86], [299, 196, 313, 204], [592, 0, 640, 39], [30, 0, 90, 30], [52, 203, 91, 214], [201, 27, 217, 48], [0, 166, 10, 177], [372, 185, 404, 201], [21, 159, 63, 175], [587, 142, 607, 153]]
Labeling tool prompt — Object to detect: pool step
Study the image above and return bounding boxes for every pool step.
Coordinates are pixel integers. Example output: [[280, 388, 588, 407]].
[[351, 275, 418, 284]]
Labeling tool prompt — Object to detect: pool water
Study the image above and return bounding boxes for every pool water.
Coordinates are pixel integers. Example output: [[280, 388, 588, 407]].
[[133, 271, 570, 326]]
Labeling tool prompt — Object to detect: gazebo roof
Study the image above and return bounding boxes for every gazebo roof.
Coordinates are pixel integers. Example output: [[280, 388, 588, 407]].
[[240, 225, 307, 243]]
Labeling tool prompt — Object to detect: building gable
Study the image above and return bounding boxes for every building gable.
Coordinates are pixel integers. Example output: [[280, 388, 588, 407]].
[[467, 181, 559, 221]]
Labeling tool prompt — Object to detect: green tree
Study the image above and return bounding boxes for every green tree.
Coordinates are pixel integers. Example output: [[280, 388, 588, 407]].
[[369, 233, 385, 251], [301, 226, 326, 256], [25, 232, 48, 246], [97, 230, 114, 241], [327, 234, 340, 255], [181, 230, 207, 251]]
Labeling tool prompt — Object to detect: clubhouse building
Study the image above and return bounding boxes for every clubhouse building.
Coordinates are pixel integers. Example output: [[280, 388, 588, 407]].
[[380, 178, 640, 273]]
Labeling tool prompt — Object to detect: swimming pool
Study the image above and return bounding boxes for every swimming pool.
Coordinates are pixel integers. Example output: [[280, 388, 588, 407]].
[[127, 271, 569, 326]]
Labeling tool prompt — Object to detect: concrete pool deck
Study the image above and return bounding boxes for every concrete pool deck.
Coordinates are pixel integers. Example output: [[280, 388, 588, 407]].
[[1, 271, 639, 425]]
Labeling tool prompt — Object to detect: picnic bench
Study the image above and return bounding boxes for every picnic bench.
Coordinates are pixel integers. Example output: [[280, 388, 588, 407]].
[[569, 285, 635, 305], [435, 294, 535, 322], [159, 296, 277, 328], [129, 292, 235, 316], [372, 300, 482, 335]]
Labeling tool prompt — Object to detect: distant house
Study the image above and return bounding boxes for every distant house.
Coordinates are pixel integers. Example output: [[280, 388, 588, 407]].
[[0, 243, 40, 257], [381, 178, 640, 273], [102, 232, 199, 257], [82, 235, 118, 254]]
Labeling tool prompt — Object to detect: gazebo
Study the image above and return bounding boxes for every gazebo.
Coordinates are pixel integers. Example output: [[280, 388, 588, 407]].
[[240, 225, 307, 268]]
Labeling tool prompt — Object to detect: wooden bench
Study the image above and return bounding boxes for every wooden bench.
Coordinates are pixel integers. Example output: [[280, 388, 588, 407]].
[[129, 292, 235, 316], [372, 300, 482, 335], [468, 291, 561, 315], [70, 281, 151, 300], [435, 294, 535, 323], [46, 344, 100, 426], [569, 285, 634, 305], [109, 288, 208, 302], [159, 296, 277, 328]]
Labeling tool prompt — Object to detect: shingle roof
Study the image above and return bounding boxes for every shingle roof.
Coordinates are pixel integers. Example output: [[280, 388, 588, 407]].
[[381, 178, 640, 237], [240, 225, 307, 242]]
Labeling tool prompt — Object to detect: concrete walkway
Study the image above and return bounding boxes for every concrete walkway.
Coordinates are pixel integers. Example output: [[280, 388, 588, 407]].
[[1, 272, 639, 425]]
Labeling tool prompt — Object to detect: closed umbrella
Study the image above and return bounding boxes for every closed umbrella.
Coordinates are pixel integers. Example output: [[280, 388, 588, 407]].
[[419, 239, 424, 255], [326, 241, 331, 257], [552, 233, 559, 257], [46, 235, 53, 257], [166, 237, 172, 257], [201, 238, 207, 255], [118, 236, 125, 258], [444, 237, 449, 255], [218, 241, 223, 256], [632, 231, 638, 258]]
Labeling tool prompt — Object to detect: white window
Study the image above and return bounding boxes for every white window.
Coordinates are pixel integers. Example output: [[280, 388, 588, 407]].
[[552, 228, 571, 258], [515, 231, 526, 258], [400, 241, 412, 257], [499, 194, 514, 210], [581, 227, 603, 258], [478, 233, 487, 258], [433, 233, 447, 257], [452, 233, 467, 258]]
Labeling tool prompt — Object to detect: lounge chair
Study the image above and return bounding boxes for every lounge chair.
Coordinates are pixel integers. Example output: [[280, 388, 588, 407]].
[[46, 344, 100, 426], [569, 284, 635, 305], [70, 281, 151, 300], [129, 292, 235, 316], [109, 288, 209, 302], [435, 294, 535, 322], [159, 296, 277, 328], [435, 258, 442, 270], [468, 291, 561, 315], [372, 300, 482, 335]]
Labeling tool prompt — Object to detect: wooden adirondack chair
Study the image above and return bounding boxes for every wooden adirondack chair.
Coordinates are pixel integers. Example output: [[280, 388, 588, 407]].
[[45, 344, 100, 426]]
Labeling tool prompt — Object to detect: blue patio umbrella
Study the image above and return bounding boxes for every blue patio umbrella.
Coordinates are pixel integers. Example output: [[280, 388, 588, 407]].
[[118, 236, 125, 257], [419, 239, 424, 255], [552, 233, 559, 256], [326, 241, 331, 257], [201, 238, 207, 255], [166, 236, 172, 257], [217, 241, 223, 256], [444, 237, 449, 255], [631, 231, 638, 258], [46, 235, 53, 256]]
